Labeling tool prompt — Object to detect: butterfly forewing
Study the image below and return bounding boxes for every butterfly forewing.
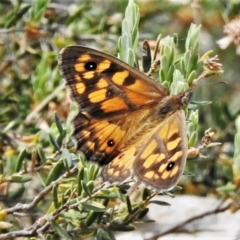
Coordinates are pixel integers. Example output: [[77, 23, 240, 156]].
[[73, 112, 125, 164], [59, 46, 168, 120]]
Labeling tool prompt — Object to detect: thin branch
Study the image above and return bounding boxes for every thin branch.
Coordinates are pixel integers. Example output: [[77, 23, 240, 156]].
[[145, 200, 232, 240], [0, 166, 78, 240], [0, 168, 118, 239]]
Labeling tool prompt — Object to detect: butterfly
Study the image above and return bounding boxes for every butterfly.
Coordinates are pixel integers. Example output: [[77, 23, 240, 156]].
[[58, 45, 192, 192]]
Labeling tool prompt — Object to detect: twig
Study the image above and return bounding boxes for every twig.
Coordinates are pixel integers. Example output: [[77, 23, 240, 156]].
[[145, 199, 232, 240], [0, 166, 78, 240], [0, 166, 123, 239]]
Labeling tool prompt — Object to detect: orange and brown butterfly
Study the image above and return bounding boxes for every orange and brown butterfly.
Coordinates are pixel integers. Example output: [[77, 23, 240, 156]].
[[58, 45, 192, 192]]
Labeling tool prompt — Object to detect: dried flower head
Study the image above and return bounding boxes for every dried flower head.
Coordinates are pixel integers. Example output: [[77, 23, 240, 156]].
[[217, 17, 240, 54], [203, 55, 223, 73], [192, 54, 223, 86]]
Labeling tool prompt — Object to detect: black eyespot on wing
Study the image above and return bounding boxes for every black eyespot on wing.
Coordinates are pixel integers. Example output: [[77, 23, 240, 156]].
[[85, 61, 97, 70], [166, 162, 175, 171], [107, 139, 115, 147]]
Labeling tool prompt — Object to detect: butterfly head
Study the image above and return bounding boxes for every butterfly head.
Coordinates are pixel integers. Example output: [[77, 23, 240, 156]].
[[180, 89, 193, 105], [157, 89, 192, 119]]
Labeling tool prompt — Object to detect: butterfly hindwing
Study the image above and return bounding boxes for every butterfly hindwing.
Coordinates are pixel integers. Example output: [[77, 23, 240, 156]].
[[132, 110, 187, 191], [101, 146, 137, 183], [101, 110, 187, 191], [73, 107, 157, 165]]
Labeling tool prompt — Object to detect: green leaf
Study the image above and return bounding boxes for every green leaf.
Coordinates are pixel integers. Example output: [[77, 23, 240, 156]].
[[81, 180, 92, 196], [15, 148, 27, 172], [10, 174, 32, 183], [188, 110, 199, 125], [183, 171, 195, 176], [127, 49, 136, 67], [217, 182, 236, 193], [45, 159, 64, 186], [77, 168, 84, 196], [62, 149, 72, 169], [142, 188, 151, 200], [82, 201, 106, 212], [118, 32, 130, 63], [126, 196, 132, 214], [137, 208, 149, 219], [142, 40, 152, 72], [149, 200, 171, 206], [187, 70, 197, 85], [29, 0, 50, 25], [188, 131, 198, 147], [115, 188, 126, 202], [49, 133, 60, 151], [49, 219, 72, 240], [118, 0, 139, 66], [5, 4, 31, 28], [183, 24, 201, 76], [53, 186, 60, 209], [191, 100, 212, 106], [87, 163, 99, 181], [170, 69, 188, 95], [85, 211, 101, 227], [96, 189, 125, 199], [95, 228, 116, 240], [37, 147, 46, 163], [110, 222, 135, 232], [55, 113, 64, 133]]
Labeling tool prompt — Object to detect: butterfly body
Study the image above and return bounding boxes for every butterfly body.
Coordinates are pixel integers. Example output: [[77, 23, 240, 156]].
[[59, 45, 190, 192]]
